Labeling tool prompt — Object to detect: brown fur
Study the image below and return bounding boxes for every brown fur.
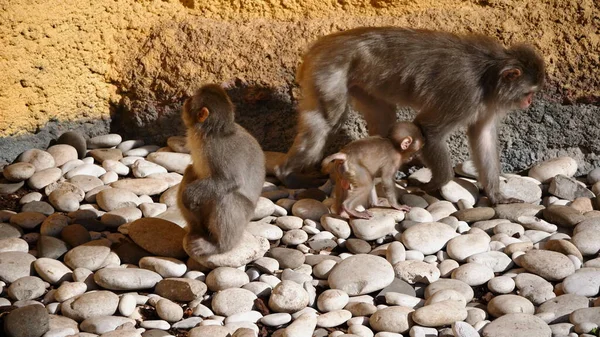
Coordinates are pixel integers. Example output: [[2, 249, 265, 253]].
[[321, 121, 424, 219], [276, 27, 545, 204], [178, 84, 266, 257]]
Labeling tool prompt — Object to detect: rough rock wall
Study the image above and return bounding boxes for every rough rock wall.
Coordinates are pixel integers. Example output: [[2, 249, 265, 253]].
[[1, 0, 599, 173]]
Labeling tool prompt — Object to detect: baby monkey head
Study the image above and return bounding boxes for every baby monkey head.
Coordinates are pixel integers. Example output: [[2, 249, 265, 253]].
[[388, 122, 425, 157], [182, 84, 236, 135]]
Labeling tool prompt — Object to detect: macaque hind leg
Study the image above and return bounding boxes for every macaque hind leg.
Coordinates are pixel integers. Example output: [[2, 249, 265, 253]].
[[414, 115, 455, 192]]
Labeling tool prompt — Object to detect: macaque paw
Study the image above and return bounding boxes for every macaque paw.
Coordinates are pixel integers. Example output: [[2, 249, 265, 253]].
[[392, 204, 412, 212], [346, 209, 373, 220], [183, 233, 218, 257]]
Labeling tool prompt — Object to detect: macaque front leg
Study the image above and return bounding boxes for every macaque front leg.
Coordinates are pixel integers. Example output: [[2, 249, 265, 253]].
[[381, 170, 411, 212], [467, 117, 522, 204]]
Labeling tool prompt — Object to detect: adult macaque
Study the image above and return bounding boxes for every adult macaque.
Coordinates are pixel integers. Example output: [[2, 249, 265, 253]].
[[178, 84, 265, 257], [276, 27, 545, 204], [322, 121, 424, 219]]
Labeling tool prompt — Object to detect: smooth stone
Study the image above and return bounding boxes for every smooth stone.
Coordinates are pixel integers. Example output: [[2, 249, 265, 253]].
[[499, 177, 542, 204], [440, 178, 479, 205], [127, 218, 186, 258], [483, 313, 551, 337], [80, 316, 136, 334], [123, 144, 160, 157], [549, 175, 595, 201], [453, 208, 495, 223], [101, 207, 142, 228], [406, 207, 433, 222], [19, 191, 43, 204], [369, 208, 407, 222], [562, 269, 600, 296], [7, 276, 46, 301], [60, 159, 84, 175], [56, 131, 86, 158], [33, 258, 72, 284], [451, 263, 494, 286], [211, 288, 257, 317], [67, 175, 103, 193], [46, 144, 79, 168], [544, 240, 583, 262], [140, 203, 168, 218], [321, 215, 352, 239], [4, 304, 50, 337], [154, 278, 207, 302], [292, 199, 329, 221], [189, 326, 231, 337], [172, 316, 203, 329], [0, 251, 36, 283], [49, 190, 83, 213], [3, 162, 36, 182], [54, 282, 87, 302], [487, 295, 535, 318], [116, 139, 145, 152], [543, 205, 585, 228], [317, 289, 350, 312], [328, 254, 394, 296], [64, 164, 106, 179], [166, 136, 189, 153], [269, 247, 306, 269], [131, 159, 168, 178], [494, 204, 544, 223], [0, 180, 25, 194], [518, 250, 575, 281], [346, 239, 371, 254], [261, 313, 292, 327], [139, 257, 186, 278], [195, 232, 269, 269], [282, 229, 309, 245], [64, 245, 112, 271], [22, 201, 54, 215], [571, 230, 600, 256], [111, 178, 169, 196], [206, 267, 250, 291], [94, 268, 162, 290], [247, 222, 284, 240], [350, 215, 396, 241], [401, 222, 458, 255], [28, 168, 62, 189], [393, 260, 440, 284], [446, 233, 490, 262], [467, 251, 513, 273], [413, 300, 468, 327], [369, 306, 413, 333], [88, 148, 123, 163], [488, 276, 516, 294], [102, 159, 130, 176], [251, 196, 276, 220], [0, 237, 29, 253], [0, 223, 22, 239], [60, 290, 119, 322], [400, 194, 429, 208], [491, 222, 524, 236], [95, 188, 141, 212], [269, 280, 310, 313], [426, 201, 458, 222], [529, 157, 577, 183], [146, 152, 191, 174], [425, 279, 474, 303], [316, 309, 352, 328], [537, 294, 589, 324], [453, 321, 480, 337], [18, 149, 56, 172], [156, 298, 184, 322], [60, 224, 91, 247], [514, 273, 554, 306], [87, 134, 122, 148]]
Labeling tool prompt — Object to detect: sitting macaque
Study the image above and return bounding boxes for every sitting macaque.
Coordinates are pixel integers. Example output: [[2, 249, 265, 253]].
[[321, 121, 424, 219], [178, 84, 265, 257], [276, 27, 545, 204]]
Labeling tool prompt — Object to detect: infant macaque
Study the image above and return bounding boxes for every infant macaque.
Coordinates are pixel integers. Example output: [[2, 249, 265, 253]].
[[321, 121, 424, 219]]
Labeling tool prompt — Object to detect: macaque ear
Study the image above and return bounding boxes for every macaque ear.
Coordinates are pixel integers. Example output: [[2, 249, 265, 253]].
[[197, 107, 210, 123], [400, 137, 413, 150], [501, 68, 522, 81]]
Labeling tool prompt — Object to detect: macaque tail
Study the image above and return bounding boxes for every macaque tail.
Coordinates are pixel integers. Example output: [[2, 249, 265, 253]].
[[321, 152, 347, 174]]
